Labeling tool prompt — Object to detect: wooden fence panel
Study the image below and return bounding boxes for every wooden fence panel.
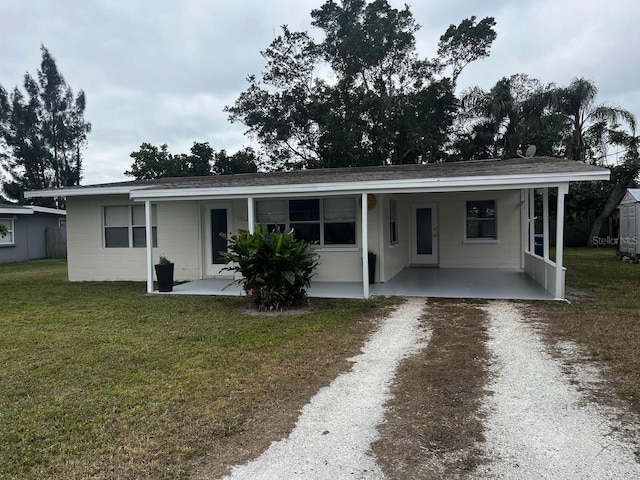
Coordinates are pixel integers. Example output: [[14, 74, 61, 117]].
[[46, 226, 67, 259]]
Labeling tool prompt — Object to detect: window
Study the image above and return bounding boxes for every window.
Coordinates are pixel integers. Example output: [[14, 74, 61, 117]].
[[389, 198, 399, 244], [466, 200, 496, 239], [256, 198, 356, 246], [103, 205, 157, 248], [0, 218, 15, 246]]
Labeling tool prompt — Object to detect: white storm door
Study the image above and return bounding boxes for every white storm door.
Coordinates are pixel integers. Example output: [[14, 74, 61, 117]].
[[205, 205, 232, 276], [411, 204, 438, 265]]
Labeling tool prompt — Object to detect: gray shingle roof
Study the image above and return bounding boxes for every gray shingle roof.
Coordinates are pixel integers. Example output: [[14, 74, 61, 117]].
[[65, 156, 608, 192]]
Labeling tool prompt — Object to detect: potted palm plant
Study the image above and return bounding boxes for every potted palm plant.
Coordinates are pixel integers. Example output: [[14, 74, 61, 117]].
[[154, 255, 174, 292]]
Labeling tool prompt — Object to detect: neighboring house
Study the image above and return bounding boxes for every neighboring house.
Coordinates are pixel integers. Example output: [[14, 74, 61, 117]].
[[0, 204, 67, 263], [25, 157, 609, 300]]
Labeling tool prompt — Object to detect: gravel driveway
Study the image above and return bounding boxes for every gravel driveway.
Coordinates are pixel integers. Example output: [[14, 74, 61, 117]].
[[213, 299, 640, 479], [220, 298, 428, 480], [476, 301, 640, 479]]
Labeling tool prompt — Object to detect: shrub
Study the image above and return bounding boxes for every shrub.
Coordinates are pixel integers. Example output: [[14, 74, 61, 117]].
[[221, 225, 319, 311]]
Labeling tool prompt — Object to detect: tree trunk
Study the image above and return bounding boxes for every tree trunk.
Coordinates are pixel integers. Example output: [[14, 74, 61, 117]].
[[587, 182, 629, 246]]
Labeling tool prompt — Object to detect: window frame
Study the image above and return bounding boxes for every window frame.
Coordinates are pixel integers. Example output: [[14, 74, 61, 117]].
[[255, 197, 357, 247], [103, 205, 157, 249], [0, 218, 15, 246], [464, 199, 498, 242]]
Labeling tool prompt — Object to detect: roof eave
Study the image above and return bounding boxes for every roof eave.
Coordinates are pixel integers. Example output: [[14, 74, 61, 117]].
[[24, 185, 150, 199], [130, 171, 611, 200]]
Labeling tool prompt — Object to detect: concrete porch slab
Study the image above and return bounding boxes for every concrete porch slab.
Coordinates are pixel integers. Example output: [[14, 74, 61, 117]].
[[159, 267, 553, 301]]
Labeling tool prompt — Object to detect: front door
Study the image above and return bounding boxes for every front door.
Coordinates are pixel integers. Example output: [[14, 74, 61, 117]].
[[205, 205, 232, 276], [411, 204, 438, 265]]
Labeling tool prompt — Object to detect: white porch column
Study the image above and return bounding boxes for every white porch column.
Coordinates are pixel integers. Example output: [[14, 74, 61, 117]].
[[543, 187, 550, 260], [361, 193, 369, 299], [520, 189, 527, 268], [529, 188, 535, 253], [145, 200, 154, 293], [247, 196, 255, 234], [555, 184, 568, 298]]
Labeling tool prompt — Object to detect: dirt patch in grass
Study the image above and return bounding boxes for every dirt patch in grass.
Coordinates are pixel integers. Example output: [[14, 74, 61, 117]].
[[373, 299, 490, 479]]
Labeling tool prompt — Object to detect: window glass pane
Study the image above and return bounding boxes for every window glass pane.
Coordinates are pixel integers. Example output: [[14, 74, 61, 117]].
[[292, 223, 320, 243], [132, 205, 157, 226], [324, 198, 355, 221], [289, 199, 319, 221], [132, 226, 158, 247], [211, 209, 228, 264], [467, 200, 495, 219], [263, 223, 286, 233], [132, 227, 146, 248], [389, 198, 397, 222], [390, 222, 398, 244], [324, 223, 356, 244], [467, 220, 480, 238], [256, 200, 286, 223], [104, 206, 129, 226], [466, 200, 496, 239], [0, 219, 13, 244], [416, 208, 433, 255], [105, 227, 129, 247]]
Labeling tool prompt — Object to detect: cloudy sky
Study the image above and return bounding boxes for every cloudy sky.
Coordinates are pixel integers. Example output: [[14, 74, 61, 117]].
[[1, 0, 639, 185]]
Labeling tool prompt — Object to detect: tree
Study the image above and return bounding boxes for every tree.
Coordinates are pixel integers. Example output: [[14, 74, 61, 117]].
[[125, 142, 259, 180], [126, 143, 185, 180], [455, 74, 559, 160], [0, 46, 91, 207], [227, 1, 495, 169], [213, 147, 259, 175], [554, 78, 636, 163], [437, 16, 497, 88]]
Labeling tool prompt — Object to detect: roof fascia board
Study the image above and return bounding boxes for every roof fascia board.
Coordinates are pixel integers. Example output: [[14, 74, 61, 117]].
[[24, 185, 148, 198], [30, 206, 67, 215], [132, 182, 574, 202], [0, 208, 34, 215], [130, 171, 609, 200]]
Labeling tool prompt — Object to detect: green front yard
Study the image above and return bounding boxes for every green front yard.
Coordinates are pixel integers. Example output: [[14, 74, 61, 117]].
[[0, 260, 386, 478], [2, 250, 639, 478]]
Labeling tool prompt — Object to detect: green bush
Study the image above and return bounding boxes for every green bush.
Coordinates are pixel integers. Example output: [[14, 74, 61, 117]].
[[221, 225, 319, 311]]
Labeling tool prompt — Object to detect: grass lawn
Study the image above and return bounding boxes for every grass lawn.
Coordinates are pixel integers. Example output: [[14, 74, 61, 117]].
[[0, 260, 388, 479], [535, 247, 640, 413]]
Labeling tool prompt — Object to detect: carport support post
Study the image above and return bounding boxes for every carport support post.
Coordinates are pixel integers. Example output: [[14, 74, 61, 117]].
[[247, 196, 255, 234], [555, 184, 568, 298], [145, 200, 154, 294], [529, 188, 535, 253], [543, 187, 549, 260], [361, 193, 369, 299]]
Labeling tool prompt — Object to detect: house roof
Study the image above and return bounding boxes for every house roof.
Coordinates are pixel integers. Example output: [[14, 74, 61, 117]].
[[24, 156, 610, 201], [0, 204, 66, 215]]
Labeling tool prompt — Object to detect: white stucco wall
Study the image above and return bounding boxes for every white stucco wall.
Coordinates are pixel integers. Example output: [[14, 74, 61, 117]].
[[377, 190, 522, 281], [66, 195, 200, 282], [67, 190, 521, 284]]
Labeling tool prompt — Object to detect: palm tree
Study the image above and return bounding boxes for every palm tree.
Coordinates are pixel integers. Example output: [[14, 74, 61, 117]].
[[554, 78, 636, 162], [458, 74, 556, 159]]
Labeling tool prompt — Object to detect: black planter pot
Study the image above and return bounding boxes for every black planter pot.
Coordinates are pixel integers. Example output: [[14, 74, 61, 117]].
[[155, 263, 174, 292], [368, 252, 376, 284]]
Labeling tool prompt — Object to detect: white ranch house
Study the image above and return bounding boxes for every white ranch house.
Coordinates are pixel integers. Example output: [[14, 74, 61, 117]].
[[26, 157, 609, 300]]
